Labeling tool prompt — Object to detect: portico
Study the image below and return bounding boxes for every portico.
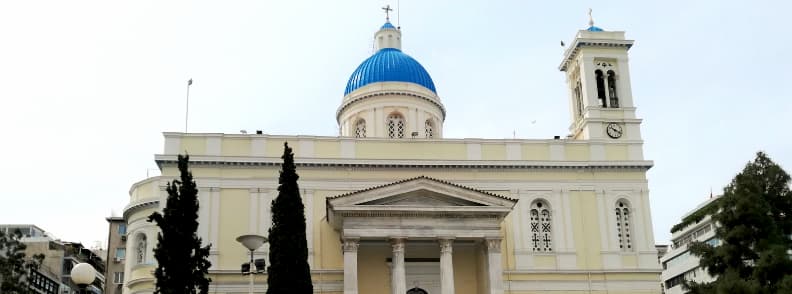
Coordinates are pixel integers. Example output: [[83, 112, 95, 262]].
[[327, 176, 517, 294]]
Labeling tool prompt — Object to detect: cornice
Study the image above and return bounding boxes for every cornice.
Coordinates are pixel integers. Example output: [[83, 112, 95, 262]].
[[336, 90, 447, 122], [504, 269, 661, 274], [123, 200, 159, 221], [559, 38, 634, 71], [155, 155, 653, 171]]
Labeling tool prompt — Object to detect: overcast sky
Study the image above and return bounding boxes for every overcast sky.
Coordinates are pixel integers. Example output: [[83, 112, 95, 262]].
[[1, 0, 790, 249]]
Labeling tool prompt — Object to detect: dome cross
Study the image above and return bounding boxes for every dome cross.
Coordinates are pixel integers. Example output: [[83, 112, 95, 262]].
[[382, 5, 393, 21]]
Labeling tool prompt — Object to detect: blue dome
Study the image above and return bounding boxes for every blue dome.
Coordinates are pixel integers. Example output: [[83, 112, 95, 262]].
[[381, 21, 395, 29], [344, 48, 437, 95], [587, 26, 604, 32]]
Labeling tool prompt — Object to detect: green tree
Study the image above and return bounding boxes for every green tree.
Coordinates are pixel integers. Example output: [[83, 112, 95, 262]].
[[0, 229, 45, 294], [267, 143, 313, 293], [148, 154, 212, 294], [684, 152, 792, 294]]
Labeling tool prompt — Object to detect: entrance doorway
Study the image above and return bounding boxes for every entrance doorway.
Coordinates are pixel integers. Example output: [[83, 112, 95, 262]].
[[405, 262, 439, 294]]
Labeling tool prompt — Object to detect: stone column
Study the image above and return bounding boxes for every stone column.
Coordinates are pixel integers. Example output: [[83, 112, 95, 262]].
[[485, 238, 504, 294], [390, 237, 407, 294], [342, 238, 360, 294], [438, 238, 455, 294]]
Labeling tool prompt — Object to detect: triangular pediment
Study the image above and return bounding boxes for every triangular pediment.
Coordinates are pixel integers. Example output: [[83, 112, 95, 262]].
[[359, 189, 485, 207], [326, 176, 518, 232], [327, 176, 516, 208]]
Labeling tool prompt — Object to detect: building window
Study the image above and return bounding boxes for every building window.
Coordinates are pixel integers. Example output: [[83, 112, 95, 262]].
[[424, 119, 434, 138], [574, 79, 583, 118], [615, 200, 633, 251], [530, 200, 553, 252], [113, 272, 124, 284], [354, 119, 366, 138], [387, 113, 405, 138], [135, 234, 147, 264], [607, 70, 619, 108], [595, 70, 607, 107], [115, 248, 126, 260], [118, 223, 127, 235]]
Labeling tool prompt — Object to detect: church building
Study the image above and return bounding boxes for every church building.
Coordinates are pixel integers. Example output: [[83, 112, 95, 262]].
[[121, 10, 662, 294]]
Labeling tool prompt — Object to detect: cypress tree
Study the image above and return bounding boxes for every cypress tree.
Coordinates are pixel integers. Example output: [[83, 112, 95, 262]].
[[685, 152, 792, 294], [148, 154, 212, 294], [267, 142, 313, 293]]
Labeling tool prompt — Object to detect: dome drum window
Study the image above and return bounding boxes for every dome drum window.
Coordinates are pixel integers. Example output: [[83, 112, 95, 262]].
[[388, 114, 405, 139], [355, 119, 367, 138], [424, 119, 434, 138]]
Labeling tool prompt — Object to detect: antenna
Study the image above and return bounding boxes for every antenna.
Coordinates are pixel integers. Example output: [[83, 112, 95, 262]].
[[185, 78, 193, 133], [397, 0, 400, 28]]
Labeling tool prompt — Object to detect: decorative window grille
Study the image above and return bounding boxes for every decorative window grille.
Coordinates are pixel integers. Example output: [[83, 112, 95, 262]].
[[387, 114, 405, 138], [424, 119, 434, 138], [530, 201, 553, 252], [355, 119, 366, 138], [615, 200, 633, 251]]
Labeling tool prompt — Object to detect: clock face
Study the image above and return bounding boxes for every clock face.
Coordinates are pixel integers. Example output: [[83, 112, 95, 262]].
[[606, 123, 623, 139]]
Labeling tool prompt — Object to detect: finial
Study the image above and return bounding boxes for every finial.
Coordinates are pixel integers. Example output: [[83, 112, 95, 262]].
[[382, 5, 393, 21], [588, 8, 594, 27]]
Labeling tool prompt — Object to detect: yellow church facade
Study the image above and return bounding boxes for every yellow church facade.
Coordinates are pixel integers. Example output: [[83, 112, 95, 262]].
[[122, 14, 661, 294]]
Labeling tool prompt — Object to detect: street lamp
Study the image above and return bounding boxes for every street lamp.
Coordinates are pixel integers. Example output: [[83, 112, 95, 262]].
[[236, 234, 268, 294], [70, 263, 97, 294]]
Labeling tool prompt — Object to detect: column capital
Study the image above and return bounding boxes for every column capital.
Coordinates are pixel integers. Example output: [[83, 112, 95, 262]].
[[390, 237, 406, 252], [438, 238, 454, 254], [485, 238, 502, 253], [342, 238, 360, 252]]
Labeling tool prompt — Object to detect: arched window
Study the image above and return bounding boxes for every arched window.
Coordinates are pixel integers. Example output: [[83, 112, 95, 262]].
[[387, 113, 405, 139], [424, 119, 434, 138], [615, 200, 633, 251], [607, 70, 619, 108], [136, 234, 147, 264], [355, 119, 366, 138], [595, 70, 607, 107], [530, 200, 553, 252], [574, 79, 583, 118]]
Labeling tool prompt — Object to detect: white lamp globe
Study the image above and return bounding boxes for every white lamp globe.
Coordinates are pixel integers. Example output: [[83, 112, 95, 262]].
[[70, 263, 97, 285], [236, 234, 268, 251]]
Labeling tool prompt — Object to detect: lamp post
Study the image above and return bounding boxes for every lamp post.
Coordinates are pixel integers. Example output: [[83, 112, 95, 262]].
[[236, 234, 268, 294], [70, 263, 97, 294]]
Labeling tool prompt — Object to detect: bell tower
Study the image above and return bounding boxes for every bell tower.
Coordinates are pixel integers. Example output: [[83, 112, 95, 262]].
[[559, 11, 641, 141]]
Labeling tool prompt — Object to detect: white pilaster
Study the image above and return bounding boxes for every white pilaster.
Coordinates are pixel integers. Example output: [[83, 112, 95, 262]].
[[485, 238, 504, 294], [209, 187, 220, 247], [391, 237, 406, 294], [342, 238, 360, 294], [438, 238, 455, 294], [198, 189, 209, 246], [248, 188, 258, 234], [304, 190, 314, 267]]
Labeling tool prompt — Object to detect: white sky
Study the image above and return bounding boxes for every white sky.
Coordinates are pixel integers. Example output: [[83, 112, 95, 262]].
[[1, 0, 790, 248]]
